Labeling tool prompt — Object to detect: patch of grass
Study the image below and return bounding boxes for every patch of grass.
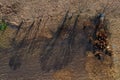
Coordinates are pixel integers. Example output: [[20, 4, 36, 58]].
[[53, 68, 73, 80], [0, 27, 14, 48]]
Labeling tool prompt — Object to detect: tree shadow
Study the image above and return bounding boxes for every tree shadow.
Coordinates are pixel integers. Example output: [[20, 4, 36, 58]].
[[39, 14, 81, 72], [40, 11, 69, 72], [9, 20, 36, 70], [9, 54, 22, 70]]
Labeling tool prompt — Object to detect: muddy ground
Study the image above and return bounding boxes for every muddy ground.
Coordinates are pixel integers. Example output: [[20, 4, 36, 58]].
[[0, 0, 120, 80]]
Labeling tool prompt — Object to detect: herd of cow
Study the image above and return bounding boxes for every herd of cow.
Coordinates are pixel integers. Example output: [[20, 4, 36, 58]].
[[83, 13, 112, 60]]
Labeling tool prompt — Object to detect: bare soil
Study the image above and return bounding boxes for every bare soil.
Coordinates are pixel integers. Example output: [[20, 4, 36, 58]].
[[0, 0, 120, 80]]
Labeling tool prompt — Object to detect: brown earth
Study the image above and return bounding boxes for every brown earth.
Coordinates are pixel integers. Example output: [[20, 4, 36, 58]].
[[0, 0, 120, 80]]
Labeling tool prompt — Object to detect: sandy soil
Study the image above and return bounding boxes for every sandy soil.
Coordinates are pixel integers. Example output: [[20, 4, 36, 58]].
[[0, 0, 120, 80]]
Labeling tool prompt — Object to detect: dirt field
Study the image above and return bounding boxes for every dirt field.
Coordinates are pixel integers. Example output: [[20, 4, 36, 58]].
[[0, 0, 120, 80]]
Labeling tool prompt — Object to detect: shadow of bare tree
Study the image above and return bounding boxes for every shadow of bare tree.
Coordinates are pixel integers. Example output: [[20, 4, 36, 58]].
[[9, 55, 22, 70], [39, 13, 83, 72]]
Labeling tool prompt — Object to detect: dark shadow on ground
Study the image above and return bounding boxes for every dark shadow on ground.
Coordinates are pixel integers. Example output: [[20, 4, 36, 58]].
[[8, 19, 40, 70], [9, 55, 22, 70], [39, 14, 90, 72]]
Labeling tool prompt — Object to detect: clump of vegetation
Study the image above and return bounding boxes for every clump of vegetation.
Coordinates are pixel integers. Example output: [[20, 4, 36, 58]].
[[0, 18, 13, 48], [0, 19, 7, 31]]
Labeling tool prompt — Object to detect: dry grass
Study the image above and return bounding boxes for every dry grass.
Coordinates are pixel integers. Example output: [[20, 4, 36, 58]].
[[0, 27, 14, 48], [53, 68, 73, 80], [85, 54, 115, 80]]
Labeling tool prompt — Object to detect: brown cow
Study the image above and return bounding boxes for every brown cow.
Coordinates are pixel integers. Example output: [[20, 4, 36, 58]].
[[94, 50, 104, 60]]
